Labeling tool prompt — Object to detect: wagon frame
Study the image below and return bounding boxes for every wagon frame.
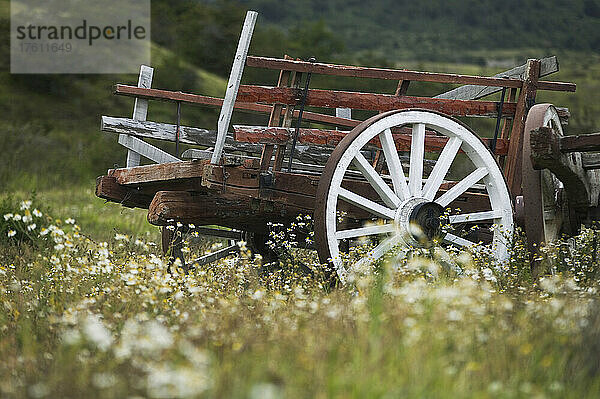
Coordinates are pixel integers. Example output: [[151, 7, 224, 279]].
[[95, 11, 600, 281]]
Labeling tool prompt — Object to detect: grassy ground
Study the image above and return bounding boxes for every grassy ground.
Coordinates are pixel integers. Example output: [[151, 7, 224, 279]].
[[0, 191, 599, 398]]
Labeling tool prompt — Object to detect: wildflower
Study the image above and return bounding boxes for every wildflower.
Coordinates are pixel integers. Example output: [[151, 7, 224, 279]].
[[114, 233, 128, 241], [32, 209, 42, 217], [7, 230, 16, 237], [27, 223, 37, 231], [20, 200, 32, 210], [65, 218, 75, 224], [82, 314, 113, 351], [40, 228, 49, 236], [22, 214, 32, 223], [54, 243, 65, 251], [13, 214, 21, 221], [3, 213, 13, 221]]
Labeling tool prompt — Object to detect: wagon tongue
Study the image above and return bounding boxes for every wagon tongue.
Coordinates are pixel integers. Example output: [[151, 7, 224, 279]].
[[408, 202, 444, 246]]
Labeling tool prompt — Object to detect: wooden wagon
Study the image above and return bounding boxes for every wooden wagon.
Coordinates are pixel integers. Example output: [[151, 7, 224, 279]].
[[96, 11, 600, 282]]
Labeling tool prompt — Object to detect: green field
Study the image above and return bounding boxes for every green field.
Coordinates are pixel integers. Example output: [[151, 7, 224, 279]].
[[1, 193, 600, 398]]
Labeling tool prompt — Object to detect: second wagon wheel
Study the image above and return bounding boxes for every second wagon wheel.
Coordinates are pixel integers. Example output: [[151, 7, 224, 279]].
[[315, 109, 514, 282], [521, 104, 576, 274]]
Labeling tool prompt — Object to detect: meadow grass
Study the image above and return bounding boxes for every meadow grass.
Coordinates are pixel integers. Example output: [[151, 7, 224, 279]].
[[0, 191, 600, 398]]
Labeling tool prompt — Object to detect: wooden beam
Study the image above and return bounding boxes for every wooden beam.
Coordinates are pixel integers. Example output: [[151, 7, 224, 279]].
[[560, 132, 600, 153], [435, 56, 561, 100], [118, 135, 180, 164], [232, 125, 510, 155], [237, 86, 517, 117], [212, 11, 258, 164], [95, 176, 154, 208], [505, 59, 541, 196], [530, 126, 589, 209], [123, 65, 154, 167], [245, 56, 575, 92], [114, 84, 361, 128], [109, 160, 207, 185]]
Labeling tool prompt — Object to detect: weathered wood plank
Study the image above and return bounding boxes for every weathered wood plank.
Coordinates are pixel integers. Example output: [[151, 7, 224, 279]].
[[123, 65, 154, 167], [95, 176, 154, 208], [560, 132, 600, 153], [236, 86, 517, 117], [581, 153, 600, 170], [246, 56, 575, 92], [118, 135, 180, 164], [212, 11, 258, 164], [102, 116, 265, 154], [435, 56, 560, 100], [505, 59, 541, 196], [110, 160, 207, 185], [232, 125, 510, 155], [114, 84, 361, 128]]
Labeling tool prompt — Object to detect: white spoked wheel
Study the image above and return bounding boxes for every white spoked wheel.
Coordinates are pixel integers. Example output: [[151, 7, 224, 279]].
[[314, 109, 514, 283]]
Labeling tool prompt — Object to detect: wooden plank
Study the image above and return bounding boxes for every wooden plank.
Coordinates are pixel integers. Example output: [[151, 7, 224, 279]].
[[236, 86, 517, 117], [560, 132, 600, 153], [123, 65, 154, 167], [212, 11, 258, 164], [114, 84, 362, 128], [582, 153, 600, 170], [109, 160, 206, 186], [118, 135, 180, 164], [245, 56, 576, 92], [504, 59, 541, 197], [102, 116, 264, 154], [435, 56, 560, 100], [95, 175, 154, 208], [193, 244, 240, 266], [233, 125, 510, 155]]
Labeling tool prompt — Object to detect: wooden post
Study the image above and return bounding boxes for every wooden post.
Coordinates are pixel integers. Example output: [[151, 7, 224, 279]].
[[504, 59, 541, 197], [211, 11, 258, 165], [259, 56, 292, 171], [123, 64, 153, 167]]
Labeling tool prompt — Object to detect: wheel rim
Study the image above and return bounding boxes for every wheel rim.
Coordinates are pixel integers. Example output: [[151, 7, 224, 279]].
[[315, 109, 514, 282], [522, 104, 565, 247]]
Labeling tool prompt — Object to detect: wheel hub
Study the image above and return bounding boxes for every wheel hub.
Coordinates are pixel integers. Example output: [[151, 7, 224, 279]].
[[395, 198, 444, 247]]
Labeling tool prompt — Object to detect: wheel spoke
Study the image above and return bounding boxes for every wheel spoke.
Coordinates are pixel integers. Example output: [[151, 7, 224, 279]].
[[435, 167, 488, 207], [449, 210, 503, 224], [422, 136, 462, 200], [443, 233, 476, 248], [353, 152, 401, 208], [338, 187, 396, 219], [351, 233, 403, 272], [379, 128, 410, 200], [409, 123, 425, 197], [336, 223, 396, 240]]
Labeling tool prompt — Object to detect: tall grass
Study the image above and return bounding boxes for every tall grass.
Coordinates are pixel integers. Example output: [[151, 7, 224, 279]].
[[0, 194, 599, 398]]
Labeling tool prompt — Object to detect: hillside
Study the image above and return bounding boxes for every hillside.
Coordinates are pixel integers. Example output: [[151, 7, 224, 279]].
[[240, 0, 600, 63]]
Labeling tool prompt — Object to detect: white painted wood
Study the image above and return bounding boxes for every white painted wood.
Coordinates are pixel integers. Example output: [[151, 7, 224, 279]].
[[443, 233, 476, 248], [335, 224, 396, 240], [321, 110, 514, 281], [118, 135, 179, 164], [336, 107, 352, 119], [435, 167, 488, 207], [379, 128, 410, 200], [408, 123, 425, 196], [211, 11, 258, 164], [422, 136, 462, 200], [338, 188, 396, 220], [449, 210, 503, 224], [122, 65, 154, 167], [352, 152, 400, 208], [350, 234, 403, 273]]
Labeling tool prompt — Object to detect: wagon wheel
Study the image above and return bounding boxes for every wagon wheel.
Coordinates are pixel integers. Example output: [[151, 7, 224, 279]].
[[315, 109, 514, 283], [521, 104, 574, 276]]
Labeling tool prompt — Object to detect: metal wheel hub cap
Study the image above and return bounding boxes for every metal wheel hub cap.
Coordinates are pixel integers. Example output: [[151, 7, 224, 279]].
[[395, 197, 444, 247]]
